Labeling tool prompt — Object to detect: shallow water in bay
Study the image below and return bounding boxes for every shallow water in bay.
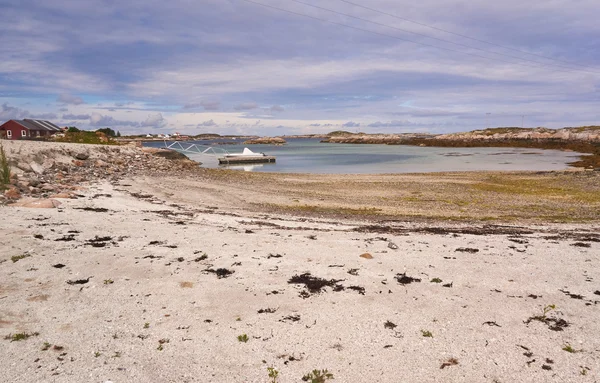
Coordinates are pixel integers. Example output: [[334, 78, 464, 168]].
[[144, 138, 584, 174]]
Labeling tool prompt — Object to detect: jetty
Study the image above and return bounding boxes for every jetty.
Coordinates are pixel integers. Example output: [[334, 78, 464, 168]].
[[218, 147, 276, 164]]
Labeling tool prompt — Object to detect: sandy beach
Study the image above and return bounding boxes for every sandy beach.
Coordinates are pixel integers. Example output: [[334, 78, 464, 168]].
[[1, 141, 599, 382]]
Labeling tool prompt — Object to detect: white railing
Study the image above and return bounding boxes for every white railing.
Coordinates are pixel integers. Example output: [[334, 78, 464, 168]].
[[163, 140, 230, 157]]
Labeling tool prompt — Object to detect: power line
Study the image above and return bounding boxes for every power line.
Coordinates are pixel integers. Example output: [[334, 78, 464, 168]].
[[239, 0, 592, 75], [288, 0, 597, 73], [337, 0, 596, 71]]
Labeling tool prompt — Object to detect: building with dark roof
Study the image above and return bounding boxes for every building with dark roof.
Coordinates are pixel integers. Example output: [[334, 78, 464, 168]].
[[0, 119, 62, 140]]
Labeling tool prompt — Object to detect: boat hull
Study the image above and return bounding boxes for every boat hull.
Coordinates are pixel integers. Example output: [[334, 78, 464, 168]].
[[218, 155, 276, 164]]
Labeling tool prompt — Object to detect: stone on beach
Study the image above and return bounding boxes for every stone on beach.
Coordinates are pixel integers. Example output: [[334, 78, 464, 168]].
[[13, 198, 61, 208]]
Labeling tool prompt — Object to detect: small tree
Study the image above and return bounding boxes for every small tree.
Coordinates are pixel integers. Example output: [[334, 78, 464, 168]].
[[116, 131, 121, 137], [96, 128, 116, 137], [67, 127, 80, 132], [0, 143, 10, 189]]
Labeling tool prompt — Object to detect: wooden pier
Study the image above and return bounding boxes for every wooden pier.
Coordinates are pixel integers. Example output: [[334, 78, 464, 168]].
[[218, 155, 276, 165]]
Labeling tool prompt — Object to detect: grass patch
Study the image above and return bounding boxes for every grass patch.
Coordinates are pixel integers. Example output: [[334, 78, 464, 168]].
[[0, 143, 10, 189], [421, 330, 433, 338], [53, 131, 120, 145], [5, 332, 39, 342], [11, 254, 31, 263], [302, 369, 334, 382], [562, 344, 582, 353], [237, 334, 249, 343], [472, 177, 600, 203], [269, 203, 383, 216]]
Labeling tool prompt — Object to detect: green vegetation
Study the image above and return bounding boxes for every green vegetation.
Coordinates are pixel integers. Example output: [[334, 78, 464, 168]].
[[237, 334, 249, 343], [94, 351, 102, 357], [267, 367, 279, 383], [430, 278, 443, 283], [4, 332, 39, 342], [473, 127, 541, 136], [326, 130, 354, 136], [11, 253, 31, 263], [41, 342, 51, 350], [302, 369, 334, 382], [103, 279, 114, 285], [541, 304, 556, 319], [472, 176, 600, 204], [96, 128, 121, 137], [0, 143, 10, 189], [53, 130, 120, 145], [144, 322, 150, 329], [562, 344, 581, 353], [421, 330, 433, 338], [271, 204, 383, 216]]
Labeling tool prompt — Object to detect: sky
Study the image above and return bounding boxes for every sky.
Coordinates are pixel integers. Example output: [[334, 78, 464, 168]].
[[1, 0, 599, 136]]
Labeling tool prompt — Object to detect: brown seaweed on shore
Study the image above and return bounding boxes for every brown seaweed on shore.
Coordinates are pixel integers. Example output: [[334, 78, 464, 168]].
[[204, 268, 234, 278], [288, 273, 343, 296], [395, 273, 421, 285]]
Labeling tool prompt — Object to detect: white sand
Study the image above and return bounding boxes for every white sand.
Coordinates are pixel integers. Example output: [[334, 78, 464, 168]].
[[1, 177, 599, 382]]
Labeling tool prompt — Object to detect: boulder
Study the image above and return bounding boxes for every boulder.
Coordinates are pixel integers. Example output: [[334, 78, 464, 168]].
[[16, 162, 33, 173], [29, 161, 45, 175], [13, 198, 61, 208], [74, 152, 89, 160], [4, 187, 21, 200]]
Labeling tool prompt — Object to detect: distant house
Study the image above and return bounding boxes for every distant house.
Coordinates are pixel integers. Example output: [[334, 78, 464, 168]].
[[0, 119, 62, 140]]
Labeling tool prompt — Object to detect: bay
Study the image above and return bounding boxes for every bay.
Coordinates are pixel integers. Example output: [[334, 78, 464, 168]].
[[144, 138, 583, 174]]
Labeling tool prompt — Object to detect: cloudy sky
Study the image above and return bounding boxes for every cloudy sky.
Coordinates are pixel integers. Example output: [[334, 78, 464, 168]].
[[1, 0, 599, 135]]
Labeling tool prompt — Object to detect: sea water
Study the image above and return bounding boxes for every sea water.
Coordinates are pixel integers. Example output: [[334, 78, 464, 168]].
[[144, 138, 584, 174]]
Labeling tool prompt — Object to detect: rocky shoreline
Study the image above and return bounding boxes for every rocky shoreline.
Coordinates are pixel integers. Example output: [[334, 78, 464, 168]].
[[243, 136, 287, 145], [0, 140, 200, 207], [320, 127, 600, 169]]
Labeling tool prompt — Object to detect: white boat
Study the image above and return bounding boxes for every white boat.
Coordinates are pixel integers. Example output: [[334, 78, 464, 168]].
[[224, 147, 265, 158], [219, 147, 276, 164]]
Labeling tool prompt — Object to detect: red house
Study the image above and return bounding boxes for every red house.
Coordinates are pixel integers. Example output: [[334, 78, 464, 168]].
[[0, 119, 62, 140]]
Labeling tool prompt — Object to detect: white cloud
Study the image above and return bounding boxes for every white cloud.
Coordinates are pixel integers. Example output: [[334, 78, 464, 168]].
[[63, 113, 91, 120], [142, 113, 166, 128], [234, 102, 259, 111], [57, 93, 85, 105], [90, 112, 138, 127], [198, 119, 217, 127]]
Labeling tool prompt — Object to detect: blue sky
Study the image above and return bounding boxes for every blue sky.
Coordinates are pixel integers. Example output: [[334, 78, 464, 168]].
[[1, 0, 599, 135]]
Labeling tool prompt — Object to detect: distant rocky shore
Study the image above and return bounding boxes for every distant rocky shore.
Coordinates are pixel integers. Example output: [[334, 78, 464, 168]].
[[320, 127, 600, 169], [0, 140, 199, 207], [243, 136, 287, 145]]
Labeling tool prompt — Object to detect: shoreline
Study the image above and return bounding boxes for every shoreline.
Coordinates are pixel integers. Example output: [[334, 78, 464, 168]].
[[1, 177, 599, 382], [1, 140, 599, 382]]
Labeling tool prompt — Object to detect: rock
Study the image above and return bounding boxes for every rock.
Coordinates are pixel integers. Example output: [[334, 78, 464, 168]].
[[42, 159, 55, 170], [359, 253, 373, 259], [4, 187, 21, 200], [28, 177, 41, 187], [75, 152, 89, 160], [14, 198, 61, 208], [94, 159, 107, 167], [51, 192, 75, 199], [29, 162, 45, 175], [41, 184, 56, 192], [388, 242, 399, 250], [16, 162, 33, 173], [243, 137, 287, 145], [72, 160, 85, 167]]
